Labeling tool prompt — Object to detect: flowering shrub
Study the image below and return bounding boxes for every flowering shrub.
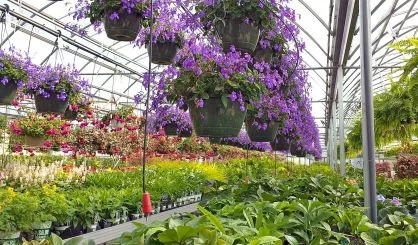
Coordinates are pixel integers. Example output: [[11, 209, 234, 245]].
[[0, 48, 31, 87], [246, 93, 288, 130], [101, 105, 136, 123], [67, 94, 93, 117], [9, 114, 70, 139], [376, 161, 392, 178], [24, 64, 89, 101], [395, 155, 418, 179]]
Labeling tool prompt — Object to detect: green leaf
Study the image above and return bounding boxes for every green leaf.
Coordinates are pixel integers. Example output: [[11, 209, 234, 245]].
[[158, 229, 179, 243], [243, 209, 254, 228], [360, 232, 378, 245], [176, 226, 198, 242], [249, 236, 280, 245], [198, 206, 226, 234], [202, 93, 210, 100], [49, 234, 63, 245], [221, 94, 228, 108], [284, 235, 299, 245]]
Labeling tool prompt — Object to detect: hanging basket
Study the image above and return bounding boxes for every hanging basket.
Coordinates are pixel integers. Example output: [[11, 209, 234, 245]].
[[103, 8, 142, 41], [0, 231, 20, 245], [0, 81, 18, 105], [148, 41, 179, 65], [246, 119, 280, 142], [179, 130, 192, 138], [24, 136, 45, 148], [35, 95, 69, 114], [189, 97, 246, 138], [253, 47, 273, 64], [215, 17, 260, 53], [32, 221, 52, 241], [209, 137, 221, 144], [64, 107, 78, 120], [163, 123, 178, 136], [270, 135, 290, 152], [290, 144, 307, 157]]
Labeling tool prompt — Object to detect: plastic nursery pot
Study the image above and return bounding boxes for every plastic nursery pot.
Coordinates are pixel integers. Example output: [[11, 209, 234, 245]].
[[148, 41, 179, 65], [215, 17, 260, 53], [290, 144, 307, 158], [253, 47, 273, 64], [35, 95, 69, 114], [24, 136, 45, 148], [270, 135, 290, 152], [163, 123, 178, 136], [245, 119, 281, 142], [103, 8, 141, 41], [64, 107, 78, 120], [0, 231, 21, 245], [189, 97, 246, 138], [0, 81, 18, 105], [32, 221, 52, 241]]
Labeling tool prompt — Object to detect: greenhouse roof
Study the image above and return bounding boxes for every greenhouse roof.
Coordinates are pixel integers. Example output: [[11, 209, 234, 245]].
[[0, 0, 417, 154]]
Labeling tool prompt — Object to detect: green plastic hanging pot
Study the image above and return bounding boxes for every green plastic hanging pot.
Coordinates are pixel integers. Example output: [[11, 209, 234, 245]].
[[103, 8, 141, 41], [163, 123, 178, 136], [270, 135, 290, 152], [290, 143, 307, 157], [0, 81, 18, 105], [215, 17, 260, 53], [35, 95, 69, 114], [253, 47, 273, 64], [246, 119, 281, 142], [189, 97, 246, 138], [148, 41, 179, 65]]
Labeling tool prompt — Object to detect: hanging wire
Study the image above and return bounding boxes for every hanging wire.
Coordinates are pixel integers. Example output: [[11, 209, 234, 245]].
[[27, 26, 34, 55]]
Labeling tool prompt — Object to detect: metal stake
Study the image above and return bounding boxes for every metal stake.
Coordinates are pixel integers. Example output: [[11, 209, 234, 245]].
[[360, 0, 377, 223], [338, 67, 346, 176]]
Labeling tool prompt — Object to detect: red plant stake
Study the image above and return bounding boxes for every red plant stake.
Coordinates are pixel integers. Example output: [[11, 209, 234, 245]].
[[142, 192, 152, 217]]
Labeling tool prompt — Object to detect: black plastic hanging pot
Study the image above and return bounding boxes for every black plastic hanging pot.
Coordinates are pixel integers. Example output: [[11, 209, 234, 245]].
[[148, 41, 179, 65], [215, 17, 260, 53], [179, 130, 192, 138], [163, 123, 178, 136], [270, 135, 290, 152], [246, 119, 280, 142], [64, 107, 78, 120], [35, 95, 69, 114], [103, 8, 141, 41], [253, 47, 273, 64], [189, 97, 246, 138], [290, 143, 307, 157], [0, 81, 18, 105]]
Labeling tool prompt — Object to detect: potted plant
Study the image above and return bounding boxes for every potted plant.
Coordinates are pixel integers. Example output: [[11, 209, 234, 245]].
[[102, 105, 135, 129], [9, 114, 68, 148], [270, 133, 290, 152], [197, 0, 279, 53], [245, 94, 287, 142], [77, 0, 149, 41], [290, 140, 307, 158], [64, 95, 92, 121], [0, 49, 29, 105], [0, 188, 39, 245], [253, 29, 288, 64], [165, 40, 264, 138], [24, 64, 89, 114], [153, 106, 193, 137]]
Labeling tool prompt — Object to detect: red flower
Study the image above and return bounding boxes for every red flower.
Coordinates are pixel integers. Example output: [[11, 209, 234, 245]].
[[80, 121, 89, 128], [43, 140, 52, 148]]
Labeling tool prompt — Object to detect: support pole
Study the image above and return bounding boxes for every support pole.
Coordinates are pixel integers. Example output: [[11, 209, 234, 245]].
[[338, 67, 346, 176], [360, 0, 377, 223], [333, 101, 338, 171]]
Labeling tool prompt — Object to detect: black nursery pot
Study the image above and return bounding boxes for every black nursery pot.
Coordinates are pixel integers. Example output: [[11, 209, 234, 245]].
[[290, 144, 307, 157], [163, 123, 178, 136], [246, 119, 281, 142], [148, 41, 179, 65], [270, 135, 290, 152], [215, 17, 260, 53], [64, 107, 78, 120], [0, 81, 18, 105], [35, 95, 69, 114], [103, 8, 141, 41]]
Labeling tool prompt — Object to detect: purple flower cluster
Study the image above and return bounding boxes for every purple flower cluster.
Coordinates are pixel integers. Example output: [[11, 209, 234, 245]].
[[221, 130, 272, 152], [151, 105, 192, 134], [0, 47, 32, 87]]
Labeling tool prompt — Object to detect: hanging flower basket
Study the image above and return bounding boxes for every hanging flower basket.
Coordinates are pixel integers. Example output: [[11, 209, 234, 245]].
[[103, 9, 142, 41], [163, 123, 178, 136], [179, 130, 192, 138], [270, 135, 290, 152], [0, 81, 18, 105], [189, 97, 246, 138], [64, 107, 78, 120], [290, 144, 307, 157], [0, 231, 20, 245], [24, 136, 45, 148], [215, 17, 260, 53], [209, 137, 221, 144], [35, 95, 69, 114], [245, 119, 280, 142], [32, 221, 52, 241], [148, 41, 179, 65], [253, 47, 273, 64]]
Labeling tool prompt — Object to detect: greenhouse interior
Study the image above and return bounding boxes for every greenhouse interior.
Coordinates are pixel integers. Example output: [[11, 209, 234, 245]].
[[0, 0, 417, 244]]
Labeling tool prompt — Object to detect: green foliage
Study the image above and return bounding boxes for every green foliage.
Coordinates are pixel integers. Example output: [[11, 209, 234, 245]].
[[101, 105, 135, 122]]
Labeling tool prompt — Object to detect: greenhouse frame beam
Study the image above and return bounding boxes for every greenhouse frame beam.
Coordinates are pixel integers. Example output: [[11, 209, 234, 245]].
[[297, 0, 331, 32]]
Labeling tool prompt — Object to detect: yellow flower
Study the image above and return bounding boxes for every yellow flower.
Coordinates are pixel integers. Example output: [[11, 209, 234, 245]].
[[6, 187, 16, 198]]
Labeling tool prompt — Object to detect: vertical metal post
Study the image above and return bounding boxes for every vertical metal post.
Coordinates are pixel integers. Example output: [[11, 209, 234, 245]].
[[360, 0, 377, 223], [338, 67, 346, 176]]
